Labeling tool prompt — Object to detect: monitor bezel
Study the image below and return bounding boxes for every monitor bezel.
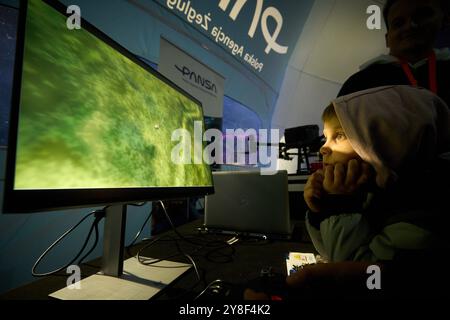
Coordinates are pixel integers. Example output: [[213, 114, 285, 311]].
[[3, 0, 214, 213]]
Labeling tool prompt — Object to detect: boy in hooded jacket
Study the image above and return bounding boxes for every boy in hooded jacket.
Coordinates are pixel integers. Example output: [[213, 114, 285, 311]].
[[304, 85, 450, 263]]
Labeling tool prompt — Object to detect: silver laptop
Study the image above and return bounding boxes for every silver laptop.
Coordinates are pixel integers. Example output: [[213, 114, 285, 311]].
[[203, 170, 291, 239]]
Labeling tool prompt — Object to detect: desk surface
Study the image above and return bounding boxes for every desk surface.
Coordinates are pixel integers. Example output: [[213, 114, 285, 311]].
[[0, 219, 315, 300]]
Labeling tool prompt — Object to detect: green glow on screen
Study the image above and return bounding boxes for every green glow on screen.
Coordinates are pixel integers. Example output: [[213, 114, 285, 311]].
[[15, 0, 213, 190]]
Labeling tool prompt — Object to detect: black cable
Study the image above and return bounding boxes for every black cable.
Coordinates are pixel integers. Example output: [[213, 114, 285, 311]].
[[136, 234, 201, 267], [157, 201, 231, 249], [170, 276, 205, 300], [194, 279, 228, 301], [32, 209, 105, 277], [158, 252, 208, 300], [136, 233, 167, 263], [125, 206, 152, 257], [128, 212, 152, 247], [205, 243, 236, 264], [136, 202, 203, 279], [136, 225, 237, 266], [147, 238, 207, 300], [181, 253, 201, 283], [138, 250, 186, 266], [78, 214, 103, 265], [171, 238, 202, 284], [33, 202, 156, 277], [151, 201, 274, 300], [156, 208, 237, 248], [137, 201, 229, 259], [135, 200, 242, 299], [159, 201, 217, 290], [136, 236, 205, 299]]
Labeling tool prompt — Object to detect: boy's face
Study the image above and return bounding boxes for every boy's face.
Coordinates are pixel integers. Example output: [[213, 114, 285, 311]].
[[386, 0, 444, 59], [320, 117, 360, 168]]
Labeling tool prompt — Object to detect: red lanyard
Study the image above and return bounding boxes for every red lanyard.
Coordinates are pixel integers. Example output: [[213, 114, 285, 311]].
[[400, 51, 437, 94]]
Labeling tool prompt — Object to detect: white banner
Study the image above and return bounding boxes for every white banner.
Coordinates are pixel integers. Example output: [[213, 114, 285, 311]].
[[159, 37, 225, 118]]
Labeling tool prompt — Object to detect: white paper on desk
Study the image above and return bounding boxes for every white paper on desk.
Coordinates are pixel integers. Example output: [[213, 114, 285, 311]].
[[286, 252, 316, 276]]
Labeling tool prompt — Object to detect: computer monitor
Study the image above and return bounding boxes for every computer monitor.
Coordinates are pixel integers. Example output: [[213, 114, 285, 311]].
[[0, 3, 17, 147], [4, 0, 214, 299]]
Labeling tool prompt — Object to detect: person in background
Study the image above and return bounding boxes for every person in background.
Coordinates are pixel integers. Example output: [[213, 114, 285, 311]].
[[339, 0, 450, 107]]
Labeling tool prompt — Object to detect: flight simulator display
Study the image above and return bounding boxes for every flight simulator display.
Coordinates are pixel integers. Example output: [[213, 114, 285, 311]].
[[5, 0, 213, 212]]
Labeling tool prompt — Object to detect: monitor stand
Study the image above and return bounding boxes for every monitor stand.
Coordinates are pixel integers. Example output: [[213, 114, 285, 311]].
[[49, 205, 191, 300]]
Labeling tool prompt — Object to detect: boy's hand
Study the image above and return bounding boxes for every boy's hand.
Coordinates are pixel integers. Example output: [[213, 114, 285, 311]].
[[323, 159, 372, 194], [304, 170, 325, 212]]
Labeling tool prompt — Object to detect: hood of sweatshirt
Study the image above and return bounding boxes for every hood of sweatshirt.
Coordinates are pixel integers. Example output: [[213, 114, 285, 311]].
[[332, 85, 450, 188]]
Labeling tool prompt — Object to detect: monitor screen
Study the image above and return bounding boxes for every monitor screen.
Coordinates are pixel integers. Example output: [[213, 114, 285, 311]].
[[4, 0, 213, 212]]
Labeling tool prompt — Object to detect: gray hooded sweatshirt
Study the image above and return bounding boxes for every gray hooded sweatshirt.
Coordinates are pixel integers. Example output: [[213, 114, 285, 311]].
[[306, 85, 450, 262]]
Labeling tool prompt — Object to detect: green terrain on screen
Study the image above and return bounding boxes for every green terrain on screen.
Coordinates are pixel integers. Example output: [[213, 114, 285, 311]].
[[15, 0, 212, 189]]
